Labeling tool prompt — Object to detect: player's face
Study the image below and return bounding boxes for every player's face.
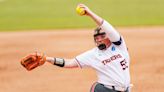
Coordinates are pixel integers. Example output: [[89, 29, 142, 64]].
[[94, 32, 111, 49]]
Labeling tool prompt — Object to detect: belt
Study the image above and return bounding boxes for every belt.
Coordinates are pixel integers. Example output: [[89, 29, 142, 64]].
[[104, 85, 127, 92]]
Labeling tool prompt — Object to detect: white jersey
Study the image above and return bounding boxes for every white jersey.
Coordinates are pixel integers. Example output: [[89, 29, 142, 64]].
[[75, 20, 130, 89]]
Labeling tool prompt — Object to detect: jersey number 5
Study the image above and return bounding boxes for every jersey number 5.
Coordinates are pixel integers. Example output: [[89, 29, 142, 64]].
[[120, 59, 128, 70]]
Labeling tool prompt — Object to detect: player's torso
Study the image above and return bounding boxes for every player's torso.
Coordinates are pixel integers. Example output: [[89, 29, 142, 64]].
[[90, 44, 130, 87]]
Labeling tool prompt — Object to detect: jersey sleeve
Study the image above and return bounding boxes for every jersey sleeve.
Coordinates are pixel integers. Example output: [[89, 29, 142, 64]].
[[100, 20, 120, 42], [75, 50, 93, 68]]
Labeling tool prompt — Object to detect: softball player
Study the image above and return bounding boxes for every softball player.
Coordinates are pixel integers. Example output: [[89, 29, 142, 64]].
[[46, 4, 131, 92]]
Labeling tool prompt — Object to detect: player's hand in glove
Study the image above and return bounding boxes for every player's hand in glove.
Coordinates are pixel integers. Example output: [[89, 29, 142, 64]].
[[20, 52, 46, 71]]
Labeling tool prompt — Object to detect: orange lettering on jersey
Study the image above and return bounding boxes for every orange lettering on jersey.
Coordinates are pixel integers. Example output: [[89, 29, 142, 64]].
[[102, 54, 122, 65]]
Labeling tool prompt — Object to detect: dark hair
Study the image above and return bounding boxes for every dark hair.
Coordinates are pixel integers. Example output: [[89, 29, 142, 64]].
[[93, 27, 106, 37]]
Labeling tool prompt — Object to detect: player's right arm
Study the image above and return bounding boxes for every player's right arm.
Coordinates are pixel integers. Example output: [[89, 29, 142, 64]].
[[46, 56, 79, 68], [45, 49, 93, 69]]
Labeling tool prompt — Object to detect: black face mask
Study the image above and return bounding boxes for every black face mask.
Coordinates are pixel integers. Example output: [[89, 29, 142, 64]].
[[98, 44, 106, 50]]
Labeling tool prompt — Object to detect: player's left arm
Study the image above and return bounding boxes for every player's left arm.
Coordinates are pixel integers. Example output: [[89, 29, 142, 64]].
[[100, 20, 122, 45], [79, 4, 121, 45], [46, 56, 79, 68], [88, 12, 121, 44]]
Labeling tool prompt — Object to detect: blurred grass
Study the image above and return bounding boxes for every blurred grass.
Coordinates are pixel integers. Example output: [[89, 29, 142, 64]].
[[0, 0, 164, 31]]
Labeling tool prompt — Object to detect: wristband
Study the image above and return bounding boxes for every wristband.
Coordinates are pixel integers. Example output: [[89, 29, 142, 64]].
[[54, 58, 65, 67]]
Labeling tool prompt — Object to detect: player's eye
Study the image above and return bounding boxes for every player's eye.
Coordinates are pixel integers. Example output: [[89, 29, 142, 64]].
[[95, 34, 106, 41], [101, 34, 106, 38]]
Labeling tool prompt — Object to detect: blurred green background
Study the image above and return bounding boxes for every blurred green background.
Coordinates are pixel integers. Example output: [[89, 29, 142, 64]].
[[0, 0, 163, 31]]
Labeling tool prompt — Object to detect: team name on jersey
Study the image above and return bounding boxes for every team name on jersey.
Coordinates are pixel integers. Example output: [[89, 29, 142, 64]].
[[102, 54, 122, 65]]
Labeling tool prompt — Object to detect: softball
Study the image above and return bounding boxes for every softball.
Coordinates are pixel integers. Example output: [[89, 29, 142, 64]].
[[76, 6, 86, 16]]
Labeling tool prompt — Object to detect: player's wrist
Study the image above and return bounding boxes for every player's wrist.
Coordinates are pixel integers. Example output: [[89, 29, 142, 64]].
[[54, 58, 65, 67], [46, 57, 65, 67], [46, 57, 54, 64]]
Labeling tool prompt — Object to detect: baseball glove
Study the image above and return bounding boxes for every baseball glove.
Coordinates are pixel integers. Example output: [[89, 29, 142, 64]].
[[20, 52, 46, 71]]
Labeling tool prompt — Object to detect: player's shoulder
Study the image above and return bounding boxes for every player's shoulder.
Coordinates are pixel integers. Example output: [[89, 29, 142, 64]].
[[85, 47, 97, 54], [111, 36, 129, 51]]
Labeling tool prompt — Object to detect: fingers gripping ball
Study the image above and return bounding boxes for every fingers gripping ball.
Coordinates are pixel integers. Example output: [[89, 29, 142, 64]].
[[76, 6, 86, 16], [20, 52, 46, 71]]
